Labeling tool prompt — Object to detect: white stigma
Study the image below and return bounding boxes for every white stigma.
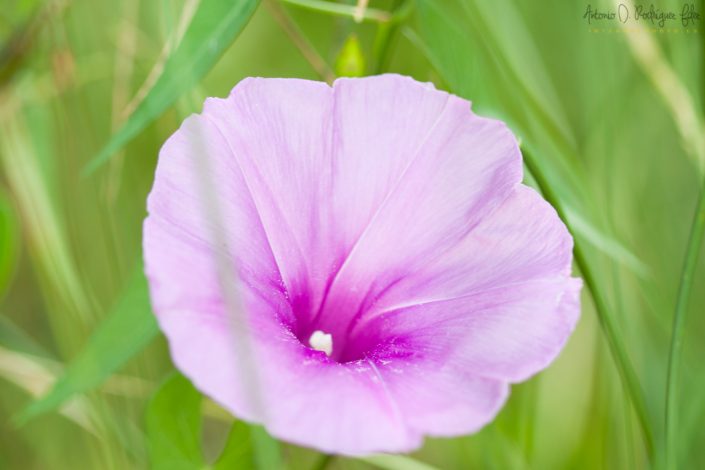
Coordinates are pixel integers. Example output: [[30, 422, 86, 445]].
[[308, 330, 333, 357]]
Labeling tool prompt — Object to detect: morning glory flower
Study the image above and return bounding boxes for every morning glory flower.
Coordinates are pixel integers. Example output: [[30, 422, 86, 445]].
[[143, 74, 581, 456]]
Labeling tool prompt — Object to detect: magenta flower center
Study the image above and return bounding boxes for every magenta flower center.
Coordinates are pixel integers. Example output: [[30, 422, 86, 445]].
[[290, 288, 404, 363]]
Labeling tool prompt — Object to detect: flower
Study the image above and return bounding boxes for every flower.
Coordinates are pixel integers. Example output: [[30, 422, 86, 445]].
[[143, 74, 581, 456]]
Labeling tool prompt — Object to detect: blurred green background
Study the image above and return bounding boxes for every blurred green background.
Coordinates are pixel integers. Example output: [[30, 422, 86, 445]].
[[1, 0, 704, 468]]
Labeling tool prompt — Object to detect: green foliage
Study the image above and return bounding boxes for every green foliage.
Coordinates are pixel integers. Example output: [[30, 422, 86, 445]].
[[0, 191, 20, 299], [0, 315, 50, 359], [212, 420, 256, 470], [85, 0, 260, 174], [248, 425, 284, 470], [665, 178, 705, 469], [17, 268, 158, 423], [147, 373, 205, 470], [147, 373, 282, 470]]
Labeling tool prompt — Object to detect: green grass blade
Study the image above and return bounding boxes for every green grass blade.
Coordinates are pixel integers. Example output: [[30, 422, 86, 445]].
[[522, 147, 655, 458], [149, 376, 283, 470], [249, 425, 284, 469], [621, 21, 705, 175], [212, 420, 255, 470], [413, 0, 579, 172], [457, 0, 574, 148], [0, 315, 50, 359], [16, 267, 158, 423], [84, 0, 260, 174], [147, 373, 204, 470], [1, 114, 93, 327], [0, 189, 20, 299], [563, 206, 650, 279], [665, 179, 705, 469]]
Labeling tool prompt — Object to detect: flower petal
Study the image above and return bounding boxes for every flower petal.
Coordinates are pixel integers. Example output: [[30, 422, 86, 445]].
[[144, 113, 291, 322], [158, 301, 509, 455], [315, 75, 523, 345], [198, 78, 336, 326], [158, 306, 423, 456], [352, 186, 581, 382], [190, 74, 522, 348], [373, 356, 510, 437], [364, 277, 580, 383], [370, 185, 575, 311]]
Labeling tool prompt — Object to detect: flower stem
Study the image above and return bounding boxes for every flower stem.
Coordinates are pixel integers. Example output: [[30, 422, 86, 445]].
[[522, 146, 655, 459], [665, 178, 705, 469]]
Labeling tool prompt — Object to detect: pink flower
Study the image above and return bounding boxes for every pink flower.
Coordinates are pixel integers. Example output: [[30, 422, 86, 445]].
[[143, 74, 581, 456]]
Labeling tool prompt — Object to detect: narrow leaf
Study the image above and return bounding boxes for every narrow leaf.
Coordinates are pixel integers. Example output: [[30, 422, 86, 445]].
[[16, 267, 158, 423], [147, 373, 204, 470], [665, 178, 705, 469], [212, 420, 255, 470], [84, 0, 260, 174], [250, 425, 284, 470], [212, 416, 283, 469], [412, 0, 585, 201], [522, 147, 655, 457], [0, 190, 20, 298], [564, 206, 650, 278], [0, 315, 50, 359]]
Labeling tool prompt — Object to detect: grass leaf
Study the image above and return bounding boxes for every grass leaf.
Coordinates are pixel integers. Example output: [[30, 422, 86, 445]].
[[1, 114, 93, 326], [212, 420, 283, 470], [84, 0, 260, 174], [522, 147, 655, 457], [0, 315, 50, 359], [0, 190, 20, 299], [665, 179, 705, 469], [212, 420, 255, 470], [563, 206, 650, 279], [249, 425, 284, 469], [16, 267, 158, 423], [413, 0, 579, 173], [147, 373, 204, 470]]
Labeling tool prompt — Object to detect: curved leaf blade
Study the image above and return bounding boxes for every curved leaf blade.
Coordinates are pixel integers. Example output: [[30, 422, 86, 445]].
[[16, 267, 158, 423], [0, 190, 20, 299], [84, 0, 260, 174], [147, 373, 204, 470], [213, 420, 255, 470], [0, 315, 50, 359]]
